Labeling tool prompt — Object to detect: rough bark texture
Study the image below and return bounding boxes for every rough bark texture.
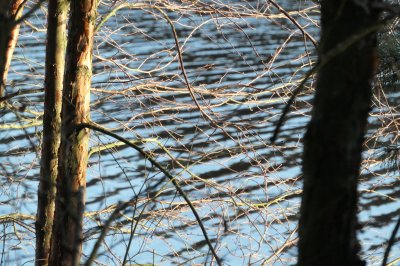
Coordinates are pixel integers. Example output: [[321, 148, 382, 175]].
[[0, 0, 24, 98], [48, 0, 96, 265], [298, 1, 380, 266], [35, 0, 68, 265]]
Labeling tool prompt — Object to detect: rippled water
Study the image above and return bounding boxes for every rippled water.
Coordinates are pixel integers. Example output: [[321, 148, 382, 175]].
[[0, 0, 399, 265]]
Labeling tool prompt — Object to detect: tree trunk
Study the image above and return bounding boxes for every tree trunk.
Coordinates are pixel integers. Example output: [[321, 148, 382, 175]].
[[35, 0, 68, 265], [298, 1, 380, 266], [48, 0, 96, 265], [0, 0, 24, 98]]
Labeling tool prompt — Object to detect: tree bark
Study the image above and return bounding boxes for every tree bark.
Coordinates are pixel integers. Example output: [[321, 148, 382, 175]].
[[0, 0, 24, 98], [35, 0, 68, 265], [298, 1, 380, 266], [48, 0, 96, 265]]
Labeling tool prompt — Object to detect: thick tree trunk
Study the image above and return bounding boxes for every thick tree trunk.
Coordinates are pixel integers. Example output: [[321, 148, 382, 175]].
[[48, 0, 96, 265], [0, 0, 24, 98], [298, 1, 380, 266], [35, 0, 68, 265]]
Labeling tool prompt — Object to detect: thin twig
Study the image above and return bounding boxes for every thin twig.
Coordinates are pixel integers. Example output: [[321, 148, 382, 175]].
[[155, 7, 218, 125], [95, 3, 149, 32], [0, 88, 43, 103], [12, 0, 46, 26], [121, 199, 148, 265], [1, 225, 5, 266], [95, 3, 216, 124], [269, 65, 316, 143], [270, 15, 395, 144], [85, 200, 131, 266], [75, 122, 222, 266], [268, 0, 318, 49], [382, 214, 400, 266]]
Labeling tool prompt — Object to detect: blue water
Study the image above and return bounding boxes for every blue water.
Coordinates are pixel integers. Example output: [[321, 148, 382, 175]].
[[0, 0, 399, 265]]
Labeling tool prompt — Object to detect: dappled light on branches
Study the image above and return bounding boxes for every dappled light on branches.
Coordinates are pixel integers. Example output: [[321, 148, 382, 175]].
[[0, 0, 399, 265]]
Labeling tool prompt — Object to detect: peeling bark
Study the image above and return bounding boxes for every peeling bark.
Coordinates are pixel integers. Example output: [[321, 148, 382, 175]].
[[35, 0, 69, 265], [0, 0, 24, 98], [48, 0, 97, 265], [298, 1, 380, 266]]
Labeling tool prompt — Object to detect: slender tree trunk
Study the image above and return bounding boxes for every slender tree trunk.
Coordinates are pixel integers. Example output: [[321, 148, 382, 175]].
[[298, 1, 380, 266], [49, 0, 97, 265], [35, 0, 68, 265], [0, 0, 24, 98]]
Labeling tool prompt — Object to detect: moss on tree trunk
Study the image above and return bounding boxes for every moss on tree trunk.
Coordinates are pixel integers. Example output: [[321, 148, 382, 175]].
[[36, 0, 69, 265], [48, 0, 97, 265]]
